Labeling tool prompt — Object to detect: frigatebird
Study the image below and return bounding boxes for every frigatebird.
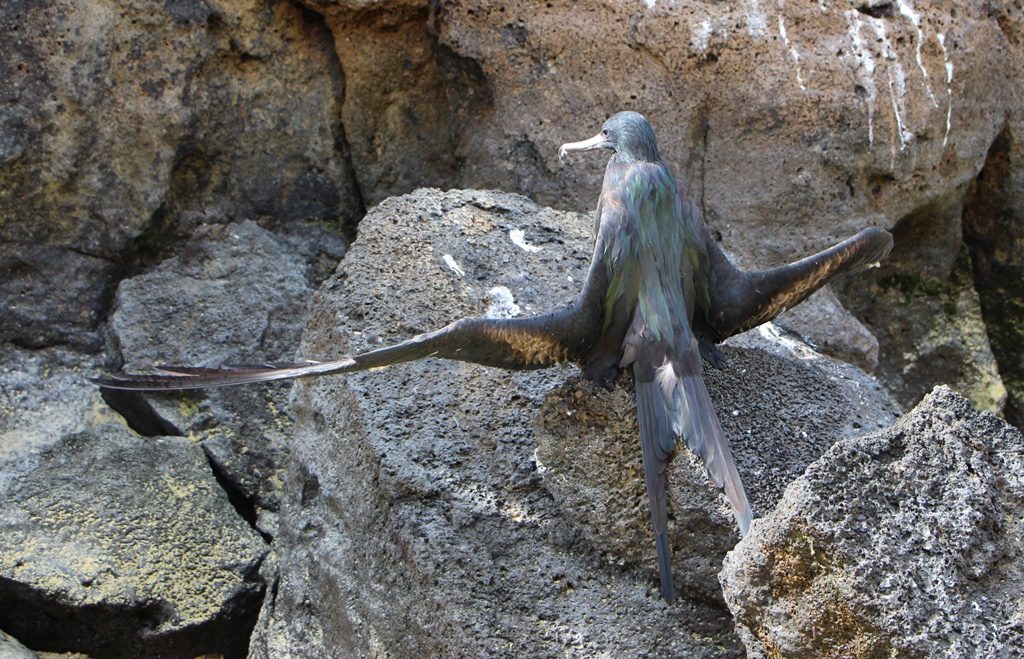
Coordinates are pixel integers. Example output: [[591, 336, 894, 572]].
[[92, 111, 892, 603]]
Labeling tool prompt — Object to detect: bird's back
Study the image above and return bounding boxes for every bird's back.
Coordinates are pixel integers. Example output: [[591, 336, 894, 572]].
[[596, 160, 694, 354]]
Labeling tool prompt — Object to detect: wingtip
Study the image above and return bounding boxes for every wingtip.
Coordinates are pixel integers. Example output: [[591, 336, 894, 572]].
[[860, 225, 894, 260], [87, 374, 134, 388]]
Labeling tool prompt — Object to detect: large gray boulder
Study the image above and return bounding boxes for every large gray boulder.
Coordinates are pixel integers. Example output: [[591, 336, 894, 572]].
[[0, 424, 268, 658], [720, 385, 1024, 657], [249, 188, 899, 656], [0, 222, 316, 655]]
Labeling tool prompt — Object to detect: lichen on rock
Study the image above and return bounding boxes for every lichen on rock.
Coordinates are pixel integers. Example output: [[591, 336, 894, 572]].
[[0, 425, 268, 657], [721, 386, 1024, 657]]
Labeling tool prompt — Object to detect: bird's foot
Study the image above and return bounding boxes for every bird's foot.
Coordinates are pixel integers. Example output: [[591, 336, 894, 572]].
[[698, 338, 728, 370], [583, 363, 619, 391]]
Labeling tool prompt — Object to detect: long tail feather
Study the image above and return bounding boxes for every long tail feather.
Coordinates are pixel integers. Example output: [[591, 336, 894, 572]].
[[679, 373, 752, 535], [635, 375, 676, 603], [89, 358, 357, 390], [654, 533, 675, 604]]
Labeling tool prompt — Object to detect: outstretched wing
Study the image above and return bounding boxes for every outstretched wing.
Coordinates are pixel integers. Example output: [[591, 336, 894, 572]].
[[698, 225, 893, 341], [91, 297, 606, 391], [672, 188, 893, 350]]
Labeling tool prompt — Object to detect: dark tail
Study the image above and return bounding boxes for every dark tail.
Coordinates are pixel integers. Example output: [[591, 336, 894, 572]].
[[654, 533, 675, 604], [635, 376, 677, 603], [677, 373, 752, 535]]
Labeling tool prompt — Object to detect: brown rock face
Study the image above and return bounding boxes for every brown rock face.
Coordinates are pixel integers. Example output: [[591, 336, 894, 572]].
[[0, 0, 360, 349], [327, 2, 1009, 254]]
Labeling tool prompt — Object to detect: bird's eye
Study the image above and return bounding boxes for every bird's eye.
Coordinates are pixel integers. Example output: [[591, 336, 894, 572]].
[[602, 129, 609, 137]]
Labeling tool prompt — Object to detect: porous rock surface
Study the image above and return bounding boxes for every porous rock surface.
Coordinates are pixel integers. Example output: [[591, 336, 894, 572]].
[[249, 188, 899, 656], [0, 344, 112, 466], [720, 386, 1024, 657], [0, 424, 268, 658], [777, 287, 880, 372]]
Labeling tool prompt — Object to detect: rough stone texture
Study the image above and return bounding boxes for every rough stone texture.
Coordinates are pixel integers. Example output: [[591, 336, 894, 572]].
[[248, 188, 899, 656], [0, 0, 359, 349], [308, 1, 490, 208], [0, 344, 115, 469], [720, 386, 1024, 658], [0, 629, 37, 659], [0, 245, 121, 351], [111, 221, 312, 371], [4, 0, 1021, 652], [323, 1, 1012, 234], [0, 424, 268, 658], [109, 220, 315, 528]]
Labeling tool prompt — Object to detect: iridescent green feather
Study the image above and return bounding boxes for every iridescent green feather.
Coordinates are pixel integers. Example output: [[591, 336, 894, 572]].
[[601, 164, 692, 343]]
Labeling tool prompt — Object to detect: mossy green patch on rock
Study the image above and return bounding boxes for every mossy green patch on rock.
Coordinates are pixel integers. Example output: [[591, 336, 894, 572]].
[[840, 242, 1006, 414], [0, 424, 267, 657], [755, 524, 892, 659], [963, 124, 1024, 430]]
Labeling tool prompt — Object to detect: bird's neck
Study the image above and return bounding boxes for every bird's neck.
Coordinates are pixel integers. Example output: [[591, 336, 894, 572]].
[[603, 156, 663, 188], [610, 152, 655, 165]]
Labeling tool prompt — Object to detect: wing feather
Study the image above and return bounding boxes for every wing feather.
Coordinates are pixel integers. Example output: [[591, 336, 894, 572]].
[[91, 299, 607, 392]]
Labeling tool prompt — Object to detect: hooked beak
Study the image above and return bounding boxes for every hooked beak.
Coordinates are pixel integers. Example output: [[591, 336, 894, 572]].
[[558, 132, 611, 164]]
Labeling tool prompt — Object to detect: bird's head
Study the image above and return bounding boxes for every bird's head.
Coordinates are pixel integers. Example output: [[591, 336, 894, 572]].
[[558, 111, 661, 164]]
